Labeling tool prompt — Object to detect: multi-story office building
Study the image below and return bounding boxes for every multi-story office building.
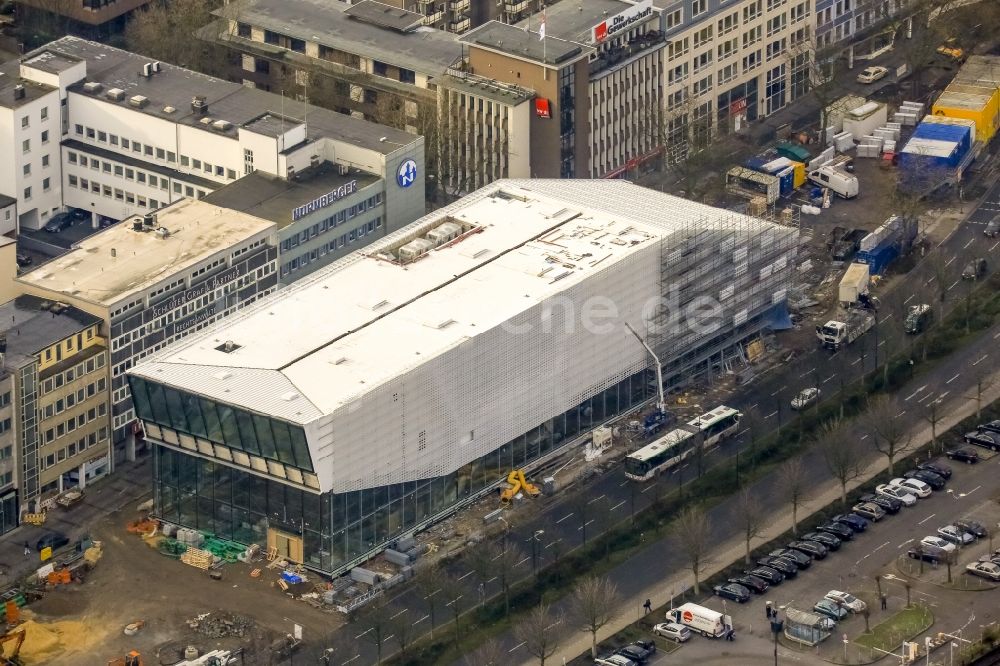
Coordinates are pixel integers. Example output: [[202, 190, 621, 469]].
[[18, 199, 279, 462], [0, 196, 15, 237], [815, 0, 912, 52], [1, 37, 424, 233], [0, 295, 111, 528], [129, 178, 798, 576]]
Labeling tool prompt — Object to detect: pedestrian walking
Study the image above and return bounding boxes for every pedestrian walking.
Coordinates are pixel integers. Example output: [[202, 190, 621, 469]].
[[880, 594, 887, 610], [765, 603, 773, 620], [727, 627, 735, 641], [22, 542, 29, 557], [643, 599, 652, 614]]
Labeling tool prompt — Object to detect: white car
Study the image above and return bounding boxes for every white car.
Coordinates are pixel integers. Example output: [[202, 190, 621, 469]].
[[791, 388, 821, 410], [653, 622, 692, 643], [966, 561, 1000, 581], [890, 477, 931, 498], [857, 66, 889, 84], [824, 590, 866, 613], [938, 524, 975, 546], [876, 483, 917, 506], [921, 535, 957, 553]]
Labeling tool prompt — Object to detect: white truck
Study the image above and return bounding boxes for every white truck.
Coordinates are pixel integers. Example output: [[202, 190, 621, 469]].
[[665, 603, 733, 638], [838, 263, 870, 308], [816, 311, 875, 350]]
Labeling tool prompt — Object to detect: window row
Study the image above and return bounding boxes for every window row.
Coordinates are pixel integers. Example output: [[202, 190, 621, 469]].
[[19, 105, 49, 130], [40, 351, 103, 396], [73, 124, 176, 164], [68, 151, 172, 190], [66, 174, 163, 211], [40, 428, 107, 471], [41, 378, 107, 420], [281, 218, 383, 277], [42, 402, 108, 444]]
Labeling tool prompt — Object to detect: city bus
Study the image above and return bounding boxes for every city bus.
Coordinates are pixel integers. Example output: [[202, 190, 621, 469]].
[[624, 405, 741, 481]]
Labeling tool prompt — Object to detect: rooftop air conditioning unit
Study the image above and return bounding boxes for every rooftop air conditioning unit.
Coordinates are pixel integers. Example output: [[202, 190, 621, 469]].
[[152, 61, 162, 73], [163, 106, 176, 114], [191, 95, 208, 115], [82, 81, 103, 94], [13, 85, 24, 101], [212, 119, 233, 131], [155, 227, 171, 239], [142, 63, 152, 78], [128, 95, 149, 109], [143, 213, 156, 227], [106, 88, 125, 102], [200, 117, 214, 125], [338, 164, 349, 176]]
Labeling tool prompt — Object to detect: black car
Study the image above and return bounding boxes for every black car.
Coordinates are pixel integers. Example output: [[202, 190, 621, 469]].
[[903, 468, 946, 489], [68, 207, 91, 222], [788, 540, 829, 559], [916, 461, 952, 479], [851, 502, 887, 522], [832, 513, 870, 532], [817, 522, 855, 540], [43, 212, 73, 233], [858, 493, 902, 514], [757, 556, 799, 577], [35, 531, 70, 552], [714, 583, 751, 603], [802, 531, 842, 550], [616, 642, 654, 663], [964, 430, 1000, 452], [962, 257, 987, 280], [977, 420, 1000, 434], [768, 548, 811, 569], [946, 447, 981, 463], [955, 519, 988, 538], [907, 546, 945, 564], [728, 574, 769, 594], [15, 252, 32, 268], [745, 566, 785, 585]]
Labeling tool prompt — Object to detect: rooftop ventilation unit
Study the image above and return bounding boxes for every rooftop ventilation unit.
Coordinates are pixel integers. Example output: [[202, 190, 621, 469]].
[[132, 220, 144, 231], [152, 61, 162, 73], [143, 213, 157, 227], [106, 88, 125, 102], [338, 164, 349, 176], [163, 106, 176, 114], [154, 226, 170, 239], [212, 119, 233, 131], [82, 81, 103, 94], [425, 221, 462, 247], [215, 341, 241, 353], [142, 63, 152, 78], [191, 95, 208, 115], [397, 238, 434, 262], [129, 95, 149, 109], [199, 117, 214, 125], [12, 85, 24, 101]]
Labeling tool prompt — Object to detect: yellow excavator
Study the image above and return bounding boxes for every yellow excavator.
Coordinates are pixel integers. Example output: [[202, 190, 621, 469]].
[[499, 469, 540, 504], [0, 626, 26, 666]]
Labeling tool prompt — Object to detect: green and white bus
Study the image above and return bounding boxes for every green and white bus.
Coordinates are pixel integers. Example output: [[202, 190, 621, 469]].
[[624, 405, 741, 481]]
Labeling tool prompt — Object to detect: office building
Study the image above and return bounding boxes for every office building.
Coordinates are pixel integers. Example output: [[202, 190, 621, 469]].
[[129, 179, 798, 575], [0, 295, 111, 529], [13, 0, 154, 37], [18, 199, 279, 461], [0, 196, 15, 237]]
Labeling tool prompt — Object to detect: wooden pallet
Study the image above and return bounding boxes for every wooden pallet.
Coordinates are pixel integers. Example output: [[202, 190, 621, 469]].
[[180, 547, 213, 570]]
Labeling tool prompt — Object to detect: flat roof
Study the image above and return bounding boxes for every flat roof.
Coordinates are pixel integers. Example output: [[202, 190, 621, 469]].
[[131, 179, 782, 424], [215, 0, 463, 76], [0, 61, 56, 110], [21, 49, 81, 74], [28, 36, 416, 155], [202, 162, 381, 229], [343, 1, 424, 32], [0, 295, 101, 369], [440, 72, 535, 104], [462, 21, 592, 66], [17, 198, 275, 308], [514, 0, 641, 44], [0, 194, 15, 208]]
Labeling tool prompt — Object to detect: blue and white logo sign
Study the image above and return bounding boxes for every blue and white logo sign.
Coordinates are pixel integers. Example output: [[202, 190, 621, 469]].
[[397, 159, 418, 188]]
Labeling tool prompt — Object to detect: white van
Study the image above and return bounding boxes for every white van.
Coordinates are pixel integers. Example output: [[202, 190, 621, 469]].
[[808, 166, 859, 199]]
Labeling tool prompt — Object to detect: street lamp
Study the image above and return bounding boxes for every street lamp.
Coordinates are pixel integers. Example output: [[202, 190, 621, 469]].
[[769, 607, 784, 666], [529, 529, 545, 576]]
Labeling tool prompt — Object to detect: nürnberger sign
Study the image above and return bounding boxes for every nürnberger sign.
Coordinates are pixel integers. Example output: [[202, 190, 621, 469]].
[[292, 180, 358, 221], [592, 0, 653, 43]]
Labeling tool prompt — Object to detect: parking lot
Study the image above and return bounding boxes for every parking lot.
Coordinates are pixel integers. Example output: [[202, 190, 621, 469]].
[[611, 445, 1000, 666]]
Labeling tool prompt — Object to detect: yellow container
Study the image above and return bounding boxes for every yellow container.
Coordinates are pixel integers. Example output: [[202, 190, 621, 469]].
[[931, 87, 1000, 143], [790, 161, 806, 188]]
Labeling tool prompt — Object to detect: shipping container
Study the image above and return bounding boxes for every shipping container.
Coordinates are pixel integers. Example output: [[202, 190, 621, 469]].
[[777, 142, 812, 163], [931, 88, 999, 143], [790, 161, 807, 188], [856, 240, 899, 275], [726, 167, 781, 203], [843, 101, 889, 142]]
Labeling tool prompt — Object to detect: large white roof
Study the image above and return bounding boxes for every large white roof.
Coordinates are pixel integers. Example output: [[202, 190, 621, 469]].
[[131, 179, 774, 424]]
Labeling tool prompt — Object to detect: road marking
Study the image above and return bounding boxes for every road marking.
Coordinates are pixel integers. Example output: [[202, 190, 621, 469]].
[[770, 385, 787, 397], [544, 539, 561, 550], [516, 557, 530, 567], [860, 434, 869, 440], [556, 513, 573, 524], [799, 368, 816, 379], [872, 540, 890, 554], [749, 403, 758, 410], [611, 500, 626, 511], [390, 609, 407, 619], [994, 330, 1000, 339], [945, 256, 957, 266], [642, 484, 655, 493], [765, 411, 778, 419], [879, 313, 893, 323], [972, 354, 988, 366], [851, 358, 861, 366], [967, 485, 981, 495], [917, 513, 936, 525], [619, 480, 628, 487], [509, 642, 525, 653], [823, 374, 836, 384], [992, 240, 1000, 252], [412, 614, 429, 626], [486, 576, 497, 584], [904, 385, 927, 401], [964, 238, 975, 249], [355, 628, 372, 639], [948, 279, 960, 291], [898, 538, 914, 549], [946, 373, 961, 384], [578, 519, 594, 531], [458, 571, 473, 581], [904, 294, 915, 304], [879, 340, 886, 347], [897, 410, 906, 417], [588, 494, 606, 504]]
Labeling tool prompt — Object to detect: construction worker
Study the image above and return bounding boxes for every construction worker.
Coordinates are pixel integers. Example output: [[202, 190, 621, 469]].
[[643, 599, 652, 614]]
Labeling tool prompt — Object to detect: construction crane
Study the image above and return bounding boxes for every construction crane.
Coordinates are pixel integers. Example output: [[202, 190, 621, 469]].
[[624, 323, 667, 433], [0, 627, 26, 666]]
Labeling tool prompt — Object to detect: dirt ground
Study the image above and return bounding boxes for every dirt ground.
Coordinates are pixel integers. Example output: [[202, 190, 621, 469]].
[[10, 509, 344, 666]]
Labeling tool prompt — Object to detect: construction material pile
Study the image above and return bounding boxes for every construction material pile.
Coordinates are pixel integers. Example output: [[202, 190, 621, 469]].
[[186, 612, 254, 639]]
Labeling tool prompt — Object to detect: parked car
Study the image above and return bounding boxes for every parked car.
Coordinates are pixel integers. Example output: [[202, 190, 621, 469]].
[[714, 583, 751, 603], [891, 477, 932, 498], [938, 525, 975, 546], [757, 556, 799, 577], [802, 531, 843, 550], [595, 655, 636, 666], [907, 547, 945, 563], [954, 520, 988, 538], [15, 252, 32, 268], [791, 388, 821, 410], [788, 540, 829, 559], [852, 502, 887, 522], [976, 420, 1000, 435], [966, 561, 1000, 581], [946, 447, 980, 464], [921, 535, 957, 553], [68, 207, 90, 222], [856, 65, 889, 84], [937, 38, 965, 60], [746, 566, 785, 585], [616, 642, 655, 663], [916, 461, 952, 478], [43, 212, 73, 233], [963, 430, 1000, 452], [813, 599, 850, 621], [876, 483, 917, 506], [825, 590, 867, 613], [817, 522, 855, 540], [653, 622, 691, 643], [978, 549, 1000, 566], [729, 574, 769, 594], [858, 493, 901, 514], [984, 216, 1000, 238], [35, 532, 70, 552], [962, 258, 987, 280], [832, 513, 870, 532], [769, 548, 811, 569], [903, 468, 946, 490]]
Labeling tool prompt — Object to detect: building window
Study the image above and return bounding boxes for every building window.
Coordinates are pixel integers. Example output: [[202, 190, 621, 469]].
[[237, 22, 251, 38], [692, 0, 707, 15], [23, 186, 31, 200], [40, 106, 48, 120], [20, 116, 28, 128], [22, 164, 30, 176], [665, 8, 682, 29], [22, 139, 29, 153], [43, 177, 51, 191], [41, 130, 49, 144]]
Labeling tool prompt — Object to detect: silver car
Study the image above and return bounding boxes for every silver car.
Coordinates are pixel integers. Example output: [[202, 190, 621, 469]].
[[938, 524, 975, 545], [653, 622, 691, 643]]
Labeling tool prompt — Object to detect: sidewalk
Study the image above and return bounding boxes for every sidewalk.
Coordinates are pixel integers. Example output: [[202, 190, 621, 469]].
[[538, 367, 1000, 665]]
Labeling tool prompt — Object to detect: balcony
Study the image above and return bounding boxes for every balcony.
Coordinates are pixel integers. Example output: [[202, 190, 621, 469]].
[[450, 0, 470, 12], [421, 8, 445, 24], [449, 16, 471, 32], [505, 0, 530, 14]]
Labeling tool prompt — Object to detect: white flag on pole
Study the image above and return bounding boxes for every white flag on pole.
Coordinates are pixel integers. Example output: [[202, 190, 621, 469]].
[[539, 9, 546, 40]]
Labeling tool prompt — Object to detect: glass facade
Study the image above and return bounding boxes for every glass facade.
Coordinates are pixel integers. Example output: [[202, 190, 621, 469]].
[[144, 370, 652, 575]]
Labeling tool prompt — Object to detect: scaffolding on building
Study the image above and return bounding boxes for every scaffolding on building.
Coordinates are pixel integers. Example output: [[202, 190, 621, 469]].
[[649, 210, 800, 390]]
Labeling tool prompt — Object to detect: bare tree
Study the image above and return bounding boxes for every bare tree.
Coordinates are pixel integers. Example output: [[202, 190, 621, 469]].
[[125, 0, 231, 76], [354, 596, 393, 664], [820, 421, 864, 506], [415, 564, 447, 637], [865, 395, 913, 477], [515, 603, 562, 666], [569, 576, 621, 659], [923, 397, 945, 453], [463, 637, 505, 666], [968, 365, 993, 421], [389, 606, 415, 657], [439, 572, 466, 646], [777, 457, 810, 536], [671, 505, 712, 594], [469, 540, 523, 616], [734, 487, 766, 565], [740, 407, 766, 474]]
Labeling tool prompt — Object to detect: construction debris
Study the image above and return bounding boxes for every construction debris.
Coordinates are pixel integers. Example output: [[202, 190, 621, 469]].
[[123, 620, 145, 636], [186, 612, 254, 639], [179, 547, 214, 570]]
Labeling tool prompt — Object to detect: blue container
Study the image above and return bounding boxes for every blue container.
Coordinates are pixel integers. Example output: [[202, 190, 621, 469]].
[[776, 166, 795, 196], [745, 156, 770, 172], [856, 240, 899, 275]]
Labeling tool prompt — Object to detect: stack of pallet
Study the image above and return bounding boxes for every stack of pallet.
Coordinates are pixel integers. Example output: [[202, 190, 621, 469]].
[[180, 547, 213, 570]]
